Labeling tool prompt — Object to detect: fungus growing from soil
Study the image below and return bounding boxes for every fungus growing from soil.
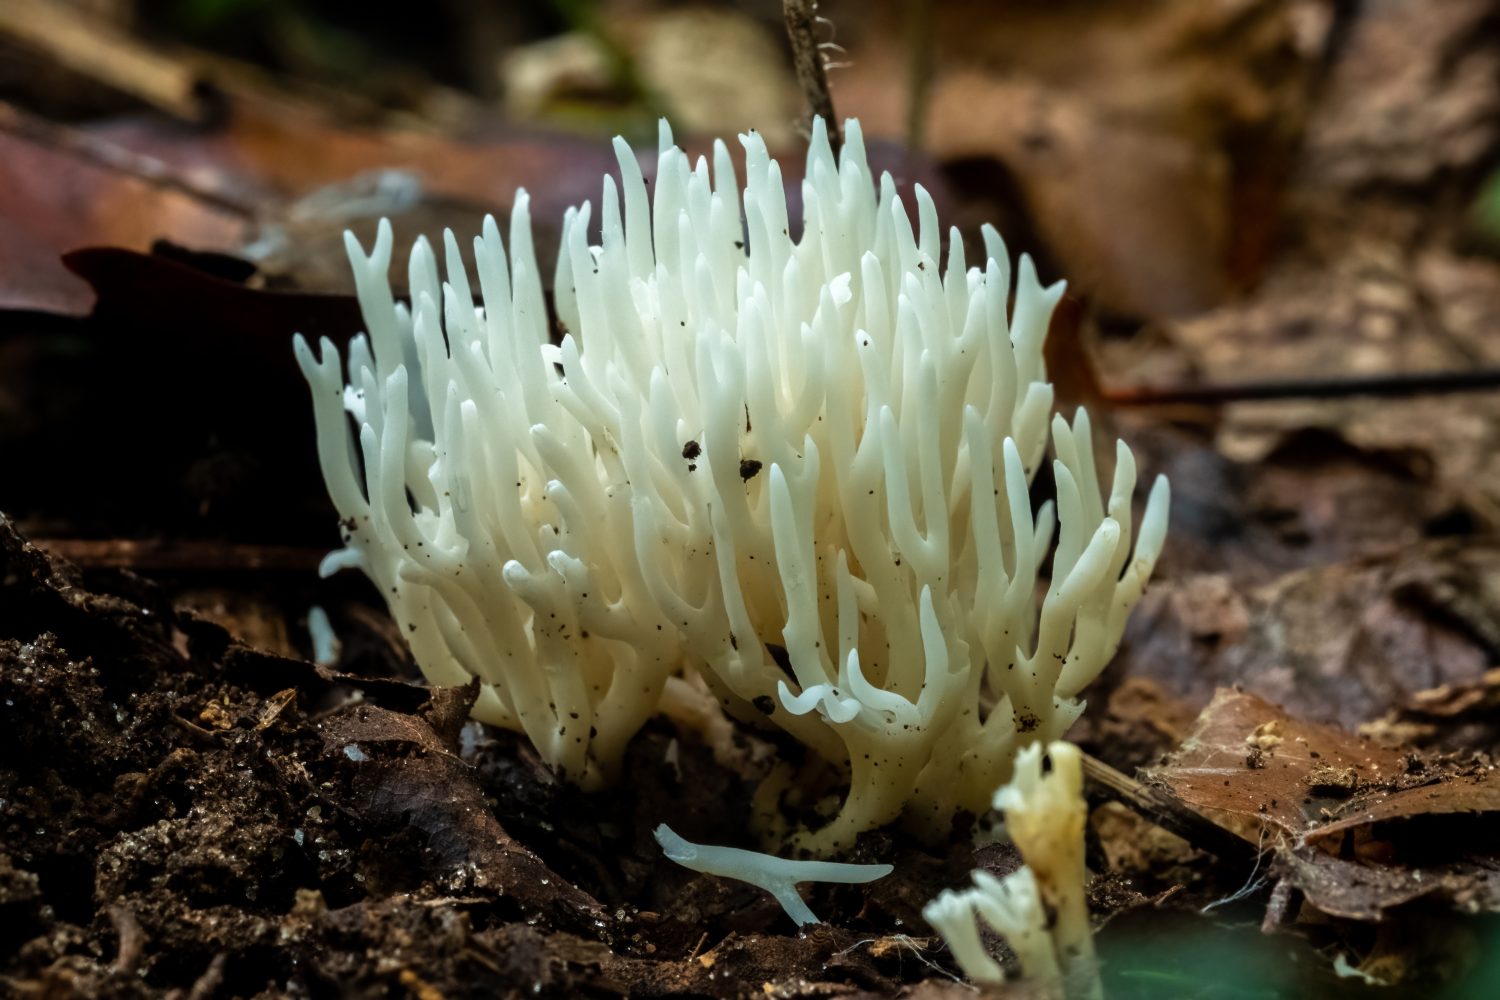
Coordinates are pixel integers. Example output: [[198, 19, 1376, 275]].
[[923, 740, 1100, 997], [295, 117, 1168, 850], [654, 823, 892, 926]]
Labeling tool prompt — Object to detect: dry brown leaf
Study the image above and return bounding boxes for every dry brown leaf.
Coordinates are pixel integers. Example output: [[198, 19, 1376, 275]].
[[1298, 0, 1500, 193], [1153, 0, 1500, 523], [1274, 844, 1500, 922], [1405, 669, 1500, 719], [1363, 669, 1500, 754], [1147, 689, 1410, 838], [927, 75, 1233, 318], [0, 120, 249, 314], [1307, 774, 1500, 845], [1150, 689, 1500, 924], [1119, 540, 1500, 727]]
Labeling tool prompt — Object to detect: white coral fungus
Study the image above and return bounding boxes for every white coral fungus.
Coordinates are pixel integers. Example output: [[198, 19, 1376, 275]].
[[654, 823, 891, 926], [923, 741, 1099, 998], [294, 117, 1168, 851]]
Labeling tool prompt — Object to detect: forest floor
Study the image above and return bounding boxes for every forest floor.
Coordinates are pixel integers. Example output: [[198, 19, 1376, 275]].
[[4, 1, 1500, 997]]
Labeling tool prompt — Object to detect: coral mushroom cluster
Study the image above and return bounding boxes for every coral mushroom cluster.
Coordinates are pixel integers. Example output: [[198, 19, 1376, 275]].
[[295, 117, 1168, 852]]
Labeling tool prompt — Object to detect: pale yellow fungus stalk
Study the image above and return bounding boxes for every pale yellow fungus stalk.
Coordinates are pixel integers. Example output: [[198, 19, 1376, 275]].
[[923, 741, 1101, 998]]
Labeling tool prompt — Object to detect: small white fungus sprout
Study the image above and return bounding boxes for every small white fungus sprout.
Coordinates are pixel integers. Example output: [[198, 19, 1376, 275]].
[[295, 116, 1168, 850], [654, 823, 892, 926], [306, 605, 338, 666], [922, 741, 1101, 998]]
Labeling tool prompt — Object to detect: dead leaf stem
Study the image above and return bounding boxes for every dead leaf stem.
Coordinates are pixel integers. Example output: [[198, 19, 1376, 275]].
[[783, 0, 841, 152]]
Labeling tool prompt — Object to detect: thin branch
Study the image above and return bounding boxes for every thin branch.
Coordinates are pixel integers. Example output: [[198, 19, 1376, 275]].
[[1103, 367, 1500, 407], [783, 0, 840, 153], [186, 954, 227, 1000], [904, 0, 935, 152]]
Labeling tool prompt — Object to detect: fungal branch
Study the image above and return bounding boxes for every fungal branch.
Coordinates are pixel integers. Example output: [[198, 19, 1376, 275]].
[[295, 115, 1168, 852], [924, 741, 1103, 998], [655, 824, 891, 926]]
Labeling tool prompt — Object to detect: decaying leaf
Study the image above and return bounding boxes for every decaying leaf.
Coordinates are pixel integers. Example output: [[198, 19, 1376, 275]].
[[1151, 689, 1500, 923], [320, 695, 608, 926], [1363, 668, 1500, 753], [1148, 689, 1411, 838], [1274, 845, 1500, 923], [1119, 541, 1500, 727], [0, 117, 250, 314]]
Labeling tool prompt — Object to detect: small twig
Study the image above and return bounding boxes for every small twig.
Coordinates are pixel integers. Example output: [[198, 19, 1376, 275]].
[[1260, 877, 1294, 931], [1102, 367, 1500, 407], [783, 0, 840, 152], [1080, 751, 1261, 868], [903, 0, 935, 152], [461, 946, 502, 975], [835, 935, 968, 985]]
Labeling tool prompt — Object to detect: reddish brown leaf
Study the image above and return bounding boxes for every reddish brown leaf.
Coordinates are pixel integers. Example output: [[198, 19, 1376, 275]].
[[1306, 775, 1500, 845], [1152, 689, 1500, 923], [0, 120, 249, 314], [1153, 688, 1500, 840], [1147, 689, 1409, 838]]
